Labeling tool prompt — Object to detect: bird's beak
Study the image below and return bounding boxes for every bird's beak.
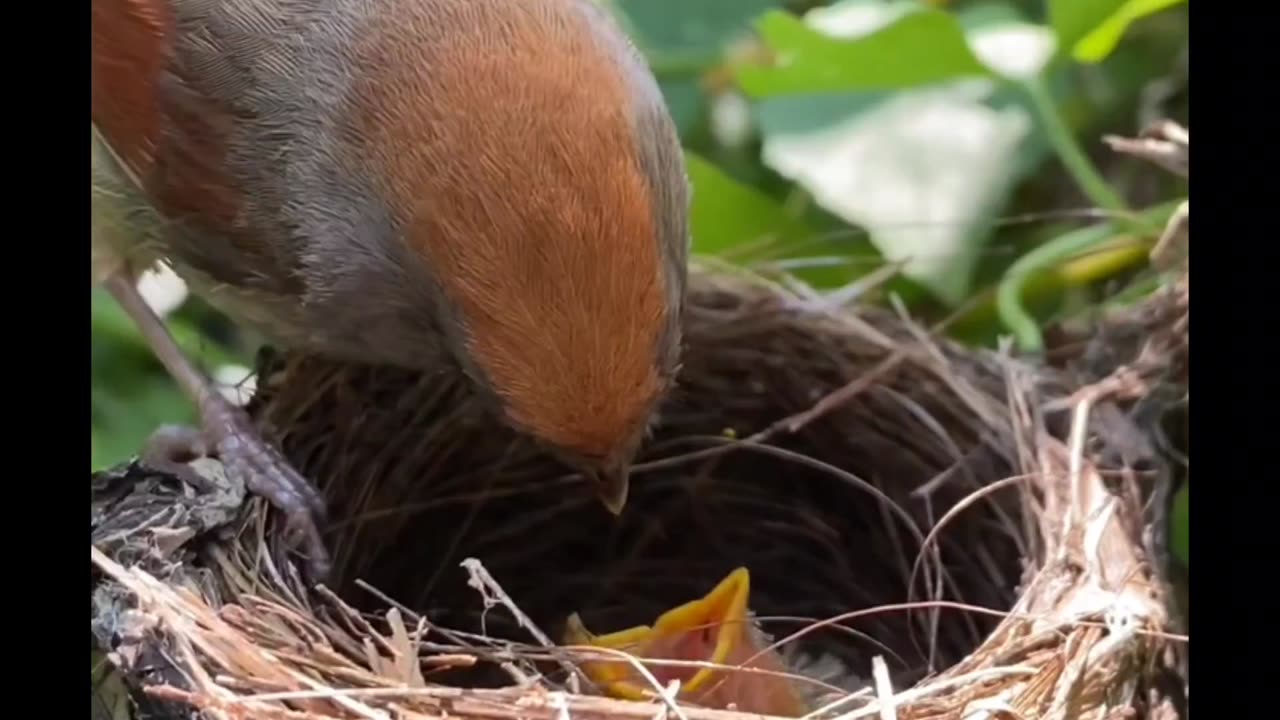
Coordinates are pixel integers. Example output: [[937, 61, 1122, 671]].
[[565, 569, 813, 716], [561, 568, 752, 700], [649, 567, 752, 692], [588, 464, 630, 516]]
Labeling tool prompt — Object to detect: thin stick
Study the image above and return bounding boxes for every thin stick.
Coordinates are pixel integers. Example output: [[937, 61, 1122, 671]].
[[460, 558, 590, 694]]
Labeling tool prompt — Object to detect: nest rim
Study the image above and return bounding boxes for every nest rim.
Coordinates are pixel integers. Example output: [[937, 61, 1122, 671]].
[[91, 268, 1188, 720]]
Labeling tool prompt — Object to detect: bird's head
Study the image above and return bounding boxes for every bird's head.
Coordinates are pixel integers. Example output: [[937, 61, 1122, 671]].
[[353, 0, 689, 513]]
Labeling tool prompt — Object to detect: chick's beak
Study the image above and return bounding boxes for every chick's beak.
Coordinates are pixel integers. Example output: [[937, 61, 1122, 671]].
[[587, 464, 630, 516], [564, 569, 813, 716], [562, 568, 752, 700]]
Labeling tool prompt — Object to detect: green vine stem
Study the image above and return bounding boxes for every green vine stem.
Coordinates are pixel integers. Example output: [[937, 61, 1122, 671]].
[[995, 200, 1179, 353], [1022, 77, 1135, 223]]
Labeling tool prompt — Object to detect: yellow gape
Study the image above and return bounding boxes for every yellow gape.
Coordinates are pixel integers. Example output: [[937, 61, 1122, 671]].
[[563, 568, 810, 716]]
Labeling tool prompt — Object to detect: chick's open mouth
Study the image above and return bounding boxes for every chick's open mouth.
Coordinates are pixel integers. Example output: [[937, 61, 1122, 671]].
[[563, 567, 751, 700]]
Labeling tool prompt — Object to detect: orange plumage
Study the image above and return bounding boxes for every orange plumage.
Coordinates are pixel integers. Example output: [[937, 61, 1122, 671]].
[[91, 0, 690, 576], [353, 0, 672, 464]]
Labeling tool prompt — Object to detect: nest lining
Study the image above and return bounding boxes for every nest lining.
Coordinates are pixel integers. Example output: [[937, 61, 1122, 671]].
[[256, 273, 1030, 667], [91, 264, 1187, 720]]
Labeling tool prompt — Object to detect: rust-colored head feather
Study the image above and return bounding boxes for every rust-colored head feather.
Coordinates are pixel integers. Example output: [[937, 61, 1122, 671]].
[[354, 0, 687, 480]]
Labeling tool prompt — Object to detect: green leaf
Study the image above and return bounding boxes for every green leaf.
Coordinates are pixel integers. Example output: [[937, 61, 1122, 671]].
[[92, 376, 194, 469], [754, 92, 893, 135], [1048, 0, 1126, 52], [618, 0, 780, 53], [609, 1, 780, 141], [685, 151, 815, 257], [659, 78, 708, 138], [956, 3, 1057, 79], [91, 288, 147, 347], [737, 7, 992, 97], [1071, 0, 1187, 63], [758, 82, 1033, 305]]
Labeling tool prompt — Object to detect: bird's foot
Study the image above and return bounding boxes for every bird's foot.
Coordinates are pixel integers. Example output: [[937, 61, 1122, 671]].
[[142, 396, 332, 581]]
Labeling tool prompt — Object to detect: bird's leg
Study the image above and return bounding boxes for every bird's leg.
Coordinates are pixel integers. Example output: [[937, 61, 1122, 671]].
[[100, 269, 331, 580]]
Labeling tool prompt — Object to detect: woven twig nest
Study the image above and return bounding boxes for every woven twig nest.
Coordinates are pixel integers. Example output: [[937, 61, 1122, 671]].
[[89, 124, 1193, 719], [91, 257, 1188, 719]]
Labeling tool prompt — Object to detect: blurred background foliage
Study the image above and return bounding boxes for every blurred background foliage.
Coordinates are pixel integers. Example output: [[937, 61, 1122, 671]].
[[90, 0, 1188, 561]]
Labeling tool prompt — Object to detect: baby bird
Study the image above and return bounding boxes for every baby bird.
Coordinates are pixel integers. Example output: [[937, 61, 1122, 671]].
[[564, 568, 868, 716]]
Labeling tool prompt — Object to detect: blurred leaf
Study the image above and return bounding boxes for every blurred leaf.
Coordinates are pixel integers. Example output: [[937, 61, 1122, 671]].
[[957, 3, 1057, 79], [659, 78, 708, 138], [755, 92, 893, 135], [618, 0, 780, 53], [685, 151, 893, 290], [1071, 0, 1187, 63], [91, 288, 148, 348], [759, 81, 1033, 304], [754, 78, 1050, 181], [91, 376, 194, 469], [737, 5, 992, 97], [611, 1, 781, 146], [1047, 0, 1127, 52], [686, 151, 815, 257]]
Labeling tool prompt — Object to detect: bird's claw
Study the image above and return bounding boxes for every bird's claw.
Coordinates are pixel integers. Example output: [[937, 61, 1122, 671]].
[[142, 398, 333, 582]]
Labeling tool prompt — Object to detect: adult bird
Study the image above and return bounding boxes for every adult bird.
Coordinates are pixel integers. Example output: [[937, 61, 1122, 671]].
[[91, 0, 690, 579]]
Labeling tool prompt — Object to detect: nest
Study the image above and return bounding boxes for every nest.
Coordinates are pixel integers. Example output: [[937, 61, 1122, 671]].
[[91, 258, 1188, 720], [92, 112, 1189, 720]]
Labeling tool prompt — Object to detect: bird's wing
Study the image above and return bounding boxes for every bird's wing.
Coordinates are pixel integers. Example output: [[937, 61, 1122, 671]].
[[91, 0, 305, 294]]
